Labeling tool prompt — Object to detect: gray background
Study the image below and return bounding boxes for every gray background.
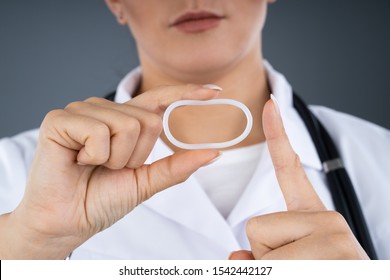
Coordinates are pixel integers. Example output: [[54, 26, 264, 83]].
[[0, 0, 389, 138]]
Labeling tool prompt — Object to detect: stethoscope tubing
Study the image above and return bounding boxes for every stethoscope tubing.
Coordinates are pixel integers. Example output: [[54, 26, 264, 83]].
[[293, 92, 377, 260]]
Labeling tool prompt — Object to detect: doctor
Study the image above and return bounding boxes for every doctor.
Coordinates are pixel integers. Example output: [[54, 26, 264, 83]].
[[0, 0, 389, 259]]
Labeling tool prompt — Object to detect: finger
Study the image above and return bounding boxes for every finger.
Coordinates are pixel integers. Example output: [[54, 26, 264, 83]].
[[228, 250, 255, 260], [65, 101, 141, 169], [246, 211, 365, 260], [259, 235, 358, 260], [40, 109, 110, 165], [246, 212, 318, 259], [83, 97, 162, 168], [262, 95, 325, 211], [133, 149, 221, 204], [128, 84, 221, 116]]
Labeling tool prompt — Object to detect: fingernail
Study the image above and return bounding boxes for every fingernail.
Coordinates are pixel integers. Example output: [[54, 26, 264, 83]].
[[77, 161, 87, 166], [202, 84, 223, 92], [202, 151, 223, 167], [270, 93, 280, 115]]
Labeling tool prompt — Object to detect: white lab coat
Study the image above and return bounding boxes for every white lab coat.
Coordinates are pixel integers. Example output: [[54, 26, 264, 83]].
[[1, 62, 389, 259]]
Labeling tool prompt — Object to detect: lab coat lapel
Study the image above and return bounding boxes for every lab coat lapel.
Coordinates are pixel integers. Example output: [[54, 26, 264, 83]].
[[142, 139, 240, 251]]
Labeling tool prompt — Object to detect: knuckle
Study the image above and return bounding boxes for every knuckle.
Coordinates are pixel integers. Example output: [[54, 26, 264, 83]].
[[326, 211, 349, 229], [64, 101, 85, 112], [41, 110, 66, 135], [126, 160, 143, 169], [89, 153, 109, 165], [274, 153, 301, 172], [313, 211, 349, 233], [43, 109, 65, 123], [245, 217, 260, 237], [84, 96, 105, 104], [113, 117, 141, 140], [184, 83, 198, 91], [104, 159, 127, 170], [311, 211, 363, 258], [145, 114, 162, 136], [89, 122, 111, 144], [291, 153, 303, 169], [181, 83, 201, 97], [125, 118, 141, 136], [85, 122, 110, 164]]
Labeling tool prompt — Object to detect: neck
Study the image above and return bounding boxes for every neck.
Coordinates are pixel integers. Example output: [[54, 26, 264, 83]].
[[138, 45, 270, 151]]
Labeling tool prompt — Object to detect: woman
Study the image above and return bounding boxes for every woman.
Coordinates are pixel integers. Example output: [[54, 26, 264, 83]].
[[0, 0, 389, 259]]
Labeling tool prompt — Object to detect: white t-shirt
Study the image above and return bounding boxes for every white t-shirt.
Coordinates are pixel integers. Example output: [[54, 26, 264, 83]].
[[195, 143, 265, 218]]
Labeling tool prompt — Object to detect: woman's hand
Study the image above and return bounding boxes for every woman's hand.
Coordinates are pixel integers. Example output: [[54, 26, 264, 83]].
[[229, 97, 369, 260], [2, 85, 220, 259]]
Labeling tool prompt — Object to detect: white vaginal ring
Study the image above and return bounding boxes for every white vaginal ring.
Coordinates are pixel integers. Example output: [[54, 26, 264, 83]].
[[163, 99, 253, 150]]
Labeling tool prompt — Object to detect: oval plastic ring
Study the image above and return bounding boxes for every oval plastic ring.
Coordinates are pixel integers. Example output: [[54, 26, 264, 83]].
[[163, 99, 253, 150]]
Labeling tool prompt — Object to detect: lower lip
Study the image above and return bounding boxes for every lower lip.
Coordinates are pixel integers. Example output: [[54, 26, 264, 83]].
[[174, 17, 222, 33]]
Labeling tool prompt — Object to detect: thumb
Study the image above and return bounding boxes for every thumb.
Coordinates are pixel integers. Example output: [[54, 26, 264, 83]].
[[135, 149, 221, 203]]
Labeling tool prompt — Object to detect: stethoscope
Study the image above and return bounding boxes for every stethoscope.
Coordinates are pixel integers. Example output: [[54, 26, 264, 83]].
[[105, 91, 377, 259], [293, 92, 377, 259]]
